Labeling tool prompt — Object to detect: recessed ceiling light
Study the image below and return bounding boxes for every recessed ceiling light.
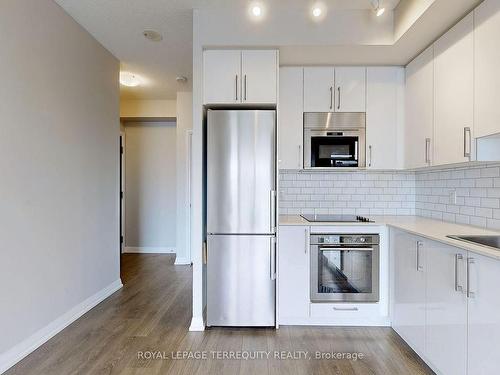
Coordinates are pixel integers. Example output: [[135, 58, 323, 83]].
[[252, 5, 262, 17], [119, 72, 141, 87], [143, 30, 163, 42], [312, 7, 322, 17], [376, 7, 385, 16]]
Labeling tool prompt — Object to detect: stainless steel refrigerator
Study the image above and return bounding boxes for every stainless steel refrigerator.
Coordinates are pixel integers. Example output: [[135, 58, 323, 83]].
[[206, 109, 276, 327]]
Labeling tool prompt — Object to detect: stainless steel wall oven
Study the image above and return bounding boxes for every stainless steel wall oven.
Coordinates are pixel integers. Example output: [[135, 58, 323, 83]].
[[310, 233, 379, 303], [304, 112, 366, 168]]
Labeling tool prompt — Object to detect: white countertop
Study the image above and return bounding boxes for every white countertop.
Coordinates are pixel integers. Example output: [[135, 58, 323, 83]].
[[279, 215, 500, 260]]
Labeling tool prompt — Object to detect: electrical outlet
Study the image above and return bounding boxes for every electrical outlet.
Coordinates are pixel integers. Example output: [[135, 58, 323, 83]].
[[449, 189, 457, 204]]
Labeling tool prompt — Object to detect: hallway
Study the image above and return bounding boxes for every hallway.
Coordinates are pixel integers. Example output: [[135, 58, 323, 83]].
[[6, 255, 432, 375]]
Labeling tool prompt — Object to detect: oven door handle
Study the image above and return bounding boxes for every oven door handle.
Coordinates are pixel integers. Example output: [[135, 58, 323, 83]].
[[318, 247, 374, 252]]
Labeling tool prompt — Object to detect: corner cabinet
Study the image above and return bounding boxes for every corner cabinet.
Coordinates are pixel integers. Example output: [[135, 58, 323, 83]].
[[433, 12, 474, 166], [278, 67, 304, 169], [366, 67, 404, 169], [391, 228, 500, 375], [203, 49, 277, 105], [277, 226, 309, 323], [404, 46, 434, 169]]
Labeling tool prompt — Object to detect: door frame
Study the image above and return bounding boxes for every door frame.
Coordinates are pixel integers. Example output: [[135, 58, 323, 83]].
[[120, 130, 126, 254]]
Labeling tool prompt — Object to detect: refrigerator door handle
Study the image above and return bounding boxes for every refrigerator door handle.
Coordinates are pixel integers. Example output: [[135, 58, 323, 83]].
[[270, 237, 276, 280], [270, 190, 276, 233]]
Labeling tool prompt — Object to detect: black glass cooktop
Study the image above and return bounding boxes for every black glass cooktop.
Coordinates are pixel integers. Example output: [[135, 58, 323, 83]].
[[301, 214, 373, 223]]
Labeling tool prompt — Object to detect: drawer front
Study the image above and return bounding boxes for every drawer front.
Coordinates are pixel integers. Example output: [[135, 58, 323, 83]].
[[309, 303, 380, 318]]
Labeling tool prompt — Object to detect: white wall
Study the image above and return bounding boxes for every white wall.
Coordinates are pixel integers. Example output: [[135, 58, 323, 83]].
[[175, 92, 193, 265], [124, 122, 177, 252], [0, 0, 120, 371], [120, 99, 176, 119]]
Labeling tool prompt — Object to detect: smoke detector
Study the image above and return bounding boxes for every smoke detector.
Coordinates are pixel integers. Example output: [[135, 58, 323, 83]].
[[176, 76, 188, 83], [143, 30, 163, 42]]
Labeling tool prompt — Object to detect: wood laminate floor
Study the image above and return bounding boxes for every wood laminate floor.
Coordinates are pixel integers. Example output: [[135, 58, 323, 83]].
[[6, 254, 433, 375]]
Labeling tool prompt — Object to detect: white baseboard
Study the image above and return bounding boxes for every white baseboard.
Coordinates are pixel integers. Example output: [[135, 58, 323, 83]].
[[0, 279, 123, 374], [189, 316, 205, 331], [174, 256, 191, 265], [123, 246, 175, 254]]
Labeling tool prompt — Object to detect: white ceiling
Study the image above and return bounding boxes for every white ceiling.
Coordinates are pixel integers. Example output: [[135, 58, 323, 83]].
[[54, 0, 401, 100]]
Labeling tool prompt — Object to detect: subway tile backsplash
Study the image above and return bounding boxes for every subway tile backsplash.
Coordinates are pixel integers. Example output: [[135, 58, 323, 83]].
[[279, 163, 500, 231], [415, 164, 500, 231], [278, 171, 416, 216]]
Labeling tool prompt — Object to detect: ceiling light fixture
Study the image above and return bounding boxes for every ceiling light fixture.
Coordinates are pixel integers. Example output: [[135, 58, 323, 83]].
[[372, 0, 385, 17], [310, 2, 326, 21], [119, 72, 142, 87], [143, 30, 163, 42], [312, 7, 322, 17], [252, 5, 262, 17]]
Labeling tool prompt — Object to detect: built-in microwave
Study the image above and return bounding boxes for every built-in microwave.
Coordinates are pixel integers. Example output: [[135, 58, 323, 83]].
[[304, 112, 366, 168]]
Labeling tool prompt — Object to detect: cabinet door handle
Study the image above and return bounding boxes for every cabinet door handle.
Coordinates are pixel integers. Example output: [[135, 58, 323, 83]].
[[235, 74, 238, 101], [463, 127, 471, 160], [298, 145, 302, 168], [416, 241, 424, 271], [244, 74, 247, 101], [337, 87, 341, 110], [467, 257, 475, 298], [425, 138, 431, 164], [304, 227, 308, 254], [333, 307, 358, 311], [368, 145, 372, 168], [329, 86, 333, 110], [455, 254, 464, 292]]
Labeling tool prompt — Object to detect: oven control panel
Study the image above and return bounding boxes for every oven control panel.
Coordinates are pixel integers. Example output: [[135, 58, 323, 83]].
[[311, 234, 379, 246]]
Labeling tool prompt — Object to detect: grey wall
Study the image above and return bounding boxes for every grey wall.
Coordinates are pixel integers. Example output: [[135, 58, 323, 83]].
[[0, 0, 119, 360], [124, 122, 177, 251]]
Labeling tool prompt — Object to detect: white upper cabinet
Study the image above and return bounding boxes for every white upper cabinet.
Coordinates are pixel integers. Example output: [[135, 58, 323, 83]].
[[366, 67, 404, 169], [278, 226, 310, 323], [203, 50, 277, 105], [203, 50, 241, 104], [405, 46, 434, 169], [335, 67, 366, 112], [391, 229, 426, 356], [241, 50, 277, 104], [433, 12, 474, 166], [303, 67, 334, 112], [278, 67, 303, 169], [474, 0, 500, 139], [467, 252, 500, 375], [425, 241, 467, 375]]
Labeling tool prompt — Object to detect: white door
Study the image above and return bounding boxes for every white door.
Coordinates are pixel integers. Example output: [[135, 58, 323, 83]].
[[405, 46, 434, 169], [474, 0, 500, 138], [203, 50, 241, 104], [425, 241, 467, 375], [335, 67, 366, 112], [433, 12, 474, 166], [303, 67, 334, 112], [467, 253, 500, 375], [278, 226, 310, 323], [278, 67, 303, 169], [366, 67, 403, 169], [241, 50, 277, 104], [391, 230, 426, 356]]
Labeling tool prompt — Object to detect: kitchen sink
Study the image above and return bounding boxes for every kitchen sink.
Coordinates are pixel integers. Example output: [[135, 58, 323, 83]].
[[447, 235, 500, 250]]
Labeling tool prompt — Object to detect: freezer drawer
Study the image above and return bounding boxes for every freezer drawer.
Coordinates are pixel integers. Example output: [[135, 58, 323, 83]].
[[207, 235, 276, 327], [207, 110, 276, 234]]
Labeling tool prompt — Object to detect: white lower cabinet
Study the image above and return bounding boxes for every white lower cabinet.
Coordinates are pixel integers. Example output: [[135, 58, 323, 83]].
[[278, 225, 309, 323], [391, 228, 500, 375], [391, 230, 427, 356], [425, 241, 467, 375], [467, 253, 500, 375]]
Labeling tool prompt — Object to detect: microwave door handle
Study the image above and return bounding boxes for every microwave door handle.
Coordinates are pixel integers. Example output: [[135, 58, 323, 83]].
[[354, 141, 358, 161]]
